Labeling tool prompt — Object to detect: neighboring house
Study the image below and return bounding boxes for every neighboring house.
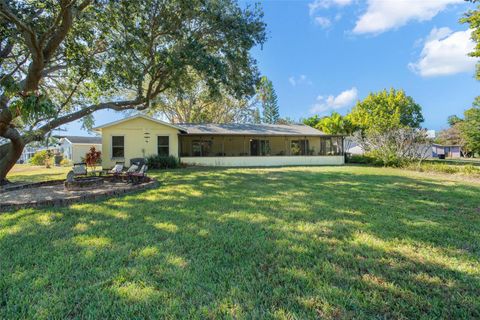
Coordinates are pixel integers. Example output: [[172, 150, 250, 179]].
[[93, 114, 345, 168], [18, 146, 41, 163], [345, 141, 435, 159], [431, 144, 462, 159], [57, 136, 102, 163], [347, 145, 364, 155], [344, 138, 364, 155]]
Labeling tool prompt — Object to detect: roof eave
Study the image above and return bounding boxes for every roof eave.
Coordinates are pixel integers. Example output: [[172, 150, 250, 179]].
[[92, 114, 186, 132]]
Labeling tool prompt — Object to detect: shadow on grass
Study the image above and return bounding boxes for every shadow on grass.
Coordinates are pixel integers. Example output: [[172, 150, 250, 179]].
[[1, 167, 479, 319]]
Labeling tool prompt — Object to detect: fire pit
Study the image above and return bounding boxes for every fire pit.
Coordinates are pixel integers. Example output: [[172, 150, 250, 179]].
[[64, 176, 104, 191]]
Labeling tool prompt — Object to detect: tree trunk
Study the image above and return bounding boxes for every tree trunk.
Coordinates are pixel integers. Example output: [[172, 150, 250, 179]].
[[0, 128, 25, 185]]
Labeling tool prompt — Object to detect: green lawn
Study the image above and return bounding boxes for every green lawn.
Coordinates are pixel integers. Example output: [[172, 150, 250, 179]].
[[1, 166, 479, 319], [7, 165, 71, 183]]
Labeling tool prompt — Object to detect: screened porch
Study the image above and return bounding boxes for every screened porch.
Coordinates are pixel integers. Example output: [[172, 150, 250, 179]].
[[179, 135, 344, 157]]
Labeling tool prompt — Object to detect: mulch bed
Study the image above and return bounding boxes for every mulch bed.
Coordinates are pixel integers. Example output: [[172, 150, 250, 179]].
[[0, 178, 159, 212]]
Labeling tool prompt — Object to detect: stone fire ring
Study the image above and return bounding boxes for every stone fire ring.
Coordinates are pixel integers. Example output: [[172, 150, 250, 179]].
[[0, 178, 159, 212], [64, 176, 104, 191]]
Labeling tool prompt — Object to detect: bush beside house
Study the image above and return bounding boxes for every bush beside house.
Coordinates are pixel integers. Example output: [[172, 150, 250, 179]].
[[146, 155, 180, 169]]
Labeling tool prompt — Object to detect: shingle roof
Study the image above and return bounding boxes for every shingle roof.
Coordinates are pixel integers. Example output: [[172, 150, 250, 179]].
[[59, 136, 102, 144], [178, 123, 328, 136]]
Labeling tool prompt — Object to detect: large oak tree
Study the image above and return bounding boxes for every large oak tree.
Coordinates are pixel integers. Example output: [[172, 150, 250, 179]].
[[0, 0, 266, 184]]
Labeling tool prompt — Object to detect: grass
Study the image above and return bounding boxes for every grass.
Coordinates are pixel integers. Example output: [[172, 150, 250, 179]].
[[406, 162, 480, 176], [1, 166, 479, 319], [6, 165, 70, 183], [425, 158, 480, 166]]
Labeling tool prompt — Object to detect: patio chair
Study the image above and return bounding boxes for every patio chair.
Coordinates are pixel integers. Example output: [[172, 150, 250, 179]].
[[130, 158, 146, 167], [72, 163, 88, 177], [108, 163, 124, 181], [128, 164, 148, 185]]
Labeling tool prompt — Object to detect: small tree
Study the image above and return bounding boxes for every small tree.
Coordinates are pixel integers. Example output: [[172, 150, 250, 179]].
[[302, 115, 321, 128], [460, 99, 480, 157], [85, 147, 102, 172], [354, 128, 430, 167], [315, 112, 354, 135], [44, 150, 53, 169], [258, 76, 280, 124]]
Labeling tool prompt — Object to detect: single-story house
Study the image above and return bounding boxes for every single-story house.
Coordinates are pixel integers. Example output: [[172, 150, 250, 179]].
[[431, 144, 462, 159], [93, 114, 345, 168], [57, 136, 102, 163]]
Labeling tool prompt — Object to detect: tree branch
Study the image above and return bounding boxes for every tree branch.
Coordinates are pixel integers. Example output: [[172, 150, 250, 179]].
[[28, 98, 146, 141], [0, 0, 35, 38]]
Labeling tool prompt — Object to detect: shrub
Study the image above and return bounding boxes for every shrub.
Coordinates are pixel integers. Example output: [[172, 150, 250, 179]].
[[347, 154, 381, 165], [60, 158, 72, 167], [85, 146, 102, 171], [146, 155, 179, 169], [29, 150, 46, 165], [405, 162, 480, 176]]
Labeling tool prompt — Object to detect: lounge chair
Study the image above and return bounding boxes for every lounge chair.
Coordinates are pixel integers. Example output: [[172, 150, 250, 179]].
[[108, 163, 124, 181], [128, 164, 148, 184], [111, 163, 140, 182]]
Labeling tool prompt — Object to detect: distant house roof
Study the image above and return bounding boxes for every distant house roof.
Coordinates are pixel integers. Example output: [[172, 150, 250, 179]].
[[433, 143, 462, 147], [58, 136, 102, 144], [179, 123, 329, 136]]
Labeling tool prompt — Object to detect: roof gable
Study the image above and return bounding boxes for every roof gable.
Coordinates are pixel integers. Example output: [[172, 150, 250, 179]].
[[93, 114, 186, 132]]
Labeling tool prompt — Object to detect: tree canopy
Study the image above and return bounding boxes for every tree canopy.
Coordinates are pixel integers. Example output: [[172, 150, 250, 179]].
[[438, 97, 480, 157], [148, 72, 258, 124], [347, 89, 424, 134], [460, 97, 480, 155], [315, 112, 353, 135], [462, 0, 480, 80], [302, 115, 321, 128], [0, 0, 266, 182]]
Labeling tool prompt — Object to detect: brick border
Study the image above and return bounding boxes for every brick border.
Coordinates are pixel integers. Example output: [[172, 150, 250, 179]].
[[0, 179, 159, 212], [0, 179, 66, 192]]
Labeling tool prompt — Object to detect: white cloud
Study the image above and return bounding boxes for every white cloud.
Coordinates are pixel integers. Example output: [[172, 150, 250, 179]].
[[288, 77, 296, 86], [409, 28, 477, 77], [310, 87, 358, 114], [309, 0, 352, 28], [289, 75, 312, 87], [309, 0, 353, 15], [353, 0, 463, 35], [314, 16, 332, 28]]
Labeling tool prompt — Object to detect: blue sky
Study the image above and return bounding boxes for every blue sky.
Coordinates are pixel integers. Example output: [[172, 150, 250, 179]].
[[63, 0, 479, 136]]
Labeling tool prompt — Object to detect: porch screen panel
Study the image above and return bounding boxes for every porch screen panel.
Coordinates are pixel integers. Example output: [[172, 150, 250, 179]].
[[319, 137, 343, 155], [192, 140, 212, 157], [331, 137, 343, 155], [250, 139, 270, 156], [290, 140, 309, 155]]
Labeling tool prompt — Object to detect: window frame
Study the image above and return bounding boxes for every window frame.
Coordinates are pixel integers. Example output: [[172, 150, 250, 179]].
[[157, 135, 170, 157], [111, 135, 125, 159]]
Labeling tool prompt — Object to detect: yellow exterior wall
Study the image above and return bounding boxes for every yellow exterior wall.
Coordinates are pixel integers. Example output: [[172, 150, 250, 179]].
[[100, 117, 179, 168], [72, 144, 102, 164]]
